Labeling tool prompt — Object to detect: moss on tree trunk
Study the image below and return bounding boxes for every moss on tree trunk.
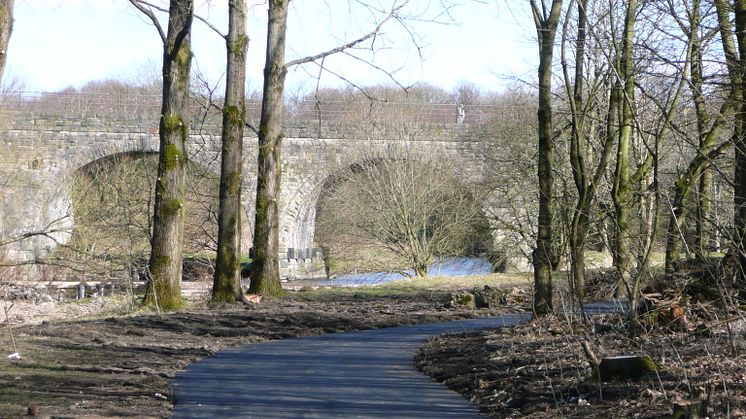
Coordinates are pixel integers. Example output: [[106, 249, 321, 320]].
[[611, 0, 638, 299], [142, 0, 193, 310], [531, 0, 563, 316], [212, 0, 249, 304], [249, 0, 289, 297]]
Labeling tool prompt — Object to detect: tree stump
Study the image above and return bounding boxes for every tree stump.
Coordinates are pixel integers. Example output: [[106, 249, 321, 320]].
[[671, 400, 707, 419], [448, 292, 476, 309], [473, 286, 508, 308], [599, 355, 658, 381]]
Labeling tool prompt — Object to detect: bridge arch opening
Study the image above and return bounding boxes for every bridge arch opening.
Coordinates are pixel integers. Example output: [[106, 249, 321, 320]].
[[60, 151, 250, 279], [287, 154, 495, 277]]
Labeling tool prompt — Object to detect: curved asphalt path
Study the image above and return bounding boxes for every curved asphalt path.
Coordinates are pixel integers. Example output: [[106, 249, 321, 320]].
[[171, 301, 621, 418]]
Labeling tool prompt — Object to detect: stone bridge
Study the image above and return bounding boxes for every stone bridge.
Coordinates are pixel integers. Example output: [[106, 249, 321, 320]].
[[0, 99, 495, 278]]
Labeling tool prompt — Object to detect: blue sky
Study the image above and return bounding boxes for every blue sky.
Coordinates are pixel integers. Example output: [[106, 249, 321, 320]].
[[7, 0, 537, 93]]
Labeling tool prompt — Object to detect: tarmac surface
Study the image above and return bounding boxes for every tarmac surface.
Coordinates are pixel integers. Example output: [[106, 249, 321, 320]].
[[172, 314, 529, 418], [172, 301, 623, 418]]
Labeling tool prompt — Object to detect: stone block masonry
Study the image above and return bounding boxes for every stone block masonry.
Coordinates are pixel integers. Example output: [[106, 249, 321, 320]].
[[0, 112, 493, 279]]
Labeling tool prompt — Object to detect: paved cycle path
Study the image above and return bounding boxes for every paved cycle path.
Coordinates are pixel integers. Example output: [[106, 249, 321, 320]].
[[172, 302, 619, 418], [171, 314, 529, 418]]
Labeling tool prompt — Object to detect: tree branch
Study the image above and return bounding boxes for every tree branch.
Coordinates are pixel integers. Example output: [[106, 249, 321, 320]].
[[128, 0, 167, 44], [285, 2, 408, 68], [132, 0, 226, 40]]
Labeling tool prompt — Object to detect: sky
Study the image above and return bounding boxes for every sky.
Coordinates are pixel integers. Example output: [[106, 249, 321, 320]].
[[6, 0, 538, 95]]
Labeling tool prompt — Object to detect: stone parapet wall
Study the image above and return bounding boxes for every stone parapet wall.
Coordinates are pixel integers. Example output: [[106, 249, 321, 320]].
[[0, 111, 483, 141], [0, 112, 160, 133]]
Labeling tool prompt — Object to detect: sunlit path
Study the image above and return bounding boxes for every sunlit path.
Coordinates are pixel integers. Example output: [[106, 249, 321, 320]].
[[172, 314, 528, 418]]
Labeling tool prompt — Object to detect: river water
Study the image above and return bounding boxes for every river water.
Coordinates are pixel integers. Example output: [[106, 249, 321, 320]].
[[313, 257, 493, 287]]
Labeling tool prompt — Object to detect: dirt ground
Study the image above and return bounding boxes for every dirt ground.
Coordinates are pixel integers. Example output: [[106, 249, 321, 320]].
[[415, 258, 746, 418], [0, 285, 523, 418], [7, 267, 745, 419], [415, 311, 746, 418]]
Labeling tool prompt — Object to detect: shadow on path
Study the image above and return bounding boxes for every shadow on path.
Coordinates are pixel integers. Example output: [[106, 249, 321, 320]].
[[172, 314, 530, 418], [172, 300, 624, 418]]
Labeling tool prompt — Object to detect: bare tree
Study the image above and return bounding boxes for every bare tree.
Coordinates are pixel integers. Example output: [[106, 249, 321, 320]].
[[560, 0, 617, 298], [609, 0, 642, 298], [211, 0, 249, 304], [727, 0, 746, 277], [130, 0, 194, 309], [317, 146, 489, 277], [530, 0, 563, 316], [249, 0, 413, 296], [248, 0, 290, 296], [661, 0, 733, 272], [479, 90, 539, 271], [66, 154, 218, 282], [0, 1, 14, 253]]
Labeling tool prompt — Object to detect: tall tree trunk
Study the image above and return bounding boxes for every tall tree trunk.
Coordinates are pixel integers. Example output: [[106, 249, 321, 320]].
[[249, 0, 289, 296], [0, 0, 14, 82], [611, 0, 637, 298], [690, 1, 710, 259], [244, 1, 404, 295], [732, 1, 746, 271], [665, 0, 702, 272], [696, 162, 714, 256], [606, 58, 622, 267], [212, 0, 249, 304], [565, 0, 590, 298], [142, 0, 193, 310], [665, 0, 735, 270], [713, 0, 743, 264], [531, 0, 563, 316]]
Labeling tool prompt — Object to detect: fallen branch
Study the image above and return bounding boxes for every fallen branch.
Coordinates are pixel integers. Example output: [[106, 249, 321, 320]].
[[3, 300, 17, 353], [581, 340, 600, 368]]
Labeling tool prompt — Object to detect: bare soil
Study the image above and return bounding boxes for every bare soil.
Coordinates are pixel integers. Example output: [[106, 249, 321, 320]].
[[415, 309, 746, 418], [415, 318, 746, 418], [8, 264, 745, 419], [0, 287, 522, 418]]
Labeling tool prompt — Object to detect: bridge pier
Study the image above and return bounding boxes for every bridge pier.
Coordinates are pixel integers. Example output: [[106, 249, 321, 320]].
[[0, 160, 73, 264], [279, 247, 326, 280]]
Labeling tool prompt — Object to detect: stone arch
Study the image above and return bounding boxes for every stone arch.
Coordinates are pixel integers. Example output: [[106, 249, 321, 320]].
[[278, 168, 329, 270], [71, 132, 228, 176], [0, 121, 494, 273], [65, 141, 253, 264], [66, 133, 160, 172], [73, 132, 257, 243], [277, 144, 494, 277]]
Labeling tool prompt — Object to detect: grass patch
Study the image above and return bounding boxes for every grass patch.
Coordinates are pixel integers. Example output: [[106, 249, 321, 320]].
[[378, 272, 531, 291], [296, 272, 531, 299]]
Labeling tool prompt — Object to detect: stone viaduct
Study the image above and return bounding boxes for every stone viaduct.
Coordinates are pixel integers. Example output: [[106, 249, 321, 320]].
[[0, 101, 495, 278]]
